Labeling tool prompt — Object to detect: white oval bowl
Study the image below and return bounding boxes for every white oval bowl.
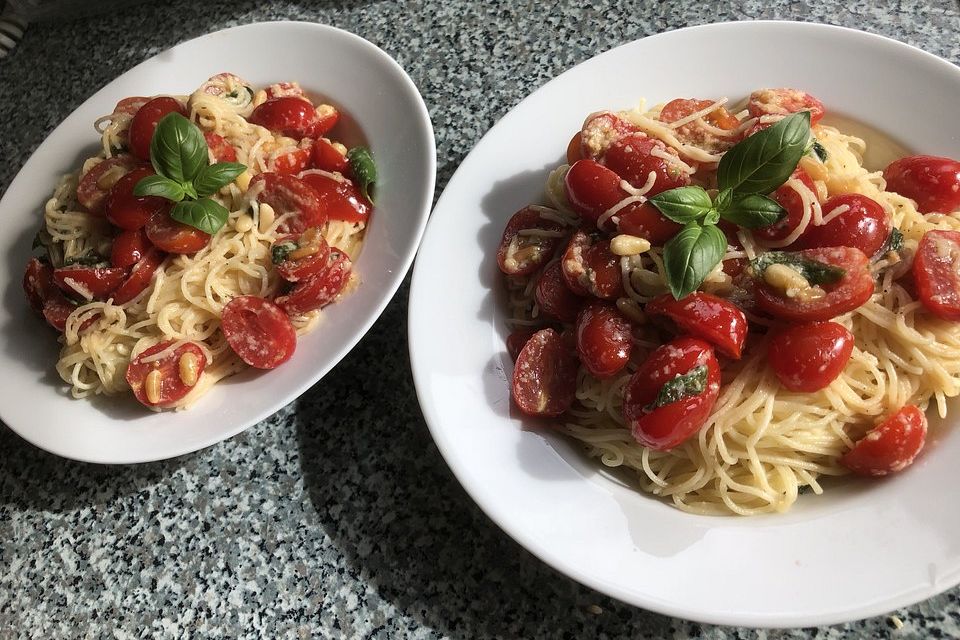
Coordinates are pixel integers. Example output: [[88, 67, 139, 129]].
[[0, 21, 435, 463], [409, 21, 960, 627]]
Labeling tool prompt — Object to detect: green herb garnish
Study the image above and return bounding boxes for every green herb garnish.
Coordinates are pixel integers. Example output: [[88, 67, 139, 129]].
[[271, 241, 297, 264], [811, 140, 828, 163], [879, 228, 904, 257], [647, 364, 708, 410], [63, 253, 108, 267], [749, 251, 846, 286], [346, 146, 377, 203]]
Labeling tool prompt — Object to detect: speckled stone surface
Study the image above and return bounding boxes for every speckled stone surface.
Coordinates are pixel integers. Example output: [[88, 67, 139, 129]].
[[1, 0, 959, 637]]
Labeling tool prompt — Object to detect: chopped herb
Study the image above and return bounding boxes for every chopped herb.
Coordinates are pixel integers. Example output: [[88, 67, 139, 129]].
[[750, 251, 846, 286], [271, 241, 297, 264], [647, 364, 709, 411]]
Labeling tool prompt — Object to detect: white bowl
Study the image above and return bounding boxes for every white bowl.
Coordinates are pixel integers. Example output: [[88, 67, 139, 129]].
[[0, 21, 435, 463], [409, 21, 960, 627]]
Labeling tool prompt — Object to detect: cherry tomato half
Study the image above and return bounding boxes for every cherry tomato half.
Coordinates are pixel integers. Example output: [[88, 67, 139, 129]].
[[578, 112, 639, 159], [795, 194, 890, 257], [883, 155, 960, 214], [111, 228, 151, 269], [576, 303, 633, 379], [310, 138, 349, 174], [272, 227, 331, 282], [146, 210, 210, 254], [112, 96, 149, 116], [564, 159, 627, 226], [646, 292, 748, 359], [249, 97, 317, 140], [767, 321, 854, 392], [561, 229, 624, 299], [129, 97, 186, 161], [566, 132, 583, 165], [251, 172, 327, 234], [105, 167, 169, 231], [616, 202, 681, 245], [622, 337, 721, 451], [53, 265, 128, 300], [221, 295, 297, 369], [747, 88, 825, 126], [914, 229, 960, 320], [204, 132, 237, 162], [23, 257, 54, 315], [275, 249, 353, 315], [126, 340, 208, 408], [511, 328, 578, 417], [496, 206, 567, 277], [753, 168, 818, 244], [535, 260, 583, 323], [112, 247, 166, 305], [307, 105, 341, 139], [299, 172, 371, 224], [601, 134, 690, 196], [506, 329, 536, 362], [840, 405, 927, 476], [659, 98, 740, 155], [76, 155, 136, 214], [269, 144, 312, 175]]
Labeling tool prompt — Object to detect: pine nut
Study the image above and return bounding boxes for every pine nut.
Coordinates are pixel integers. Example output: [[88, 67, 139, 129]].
[[610, 234, 651, 256], [763, 263, 808, 291], [258, 202, 276, 232], [799, 155, 828, 182], [96, 165, 127, 190], [234, 215, 254, 233], [252, 89, 268, 108], [317, 103, 336, 119], [616, 297, 646, 324], [145, 369, 162, 404], [178, 353, 199, 387], [235, 170, 252, 193], [332, 142, 348, 156], [288, 245, 319, 260]]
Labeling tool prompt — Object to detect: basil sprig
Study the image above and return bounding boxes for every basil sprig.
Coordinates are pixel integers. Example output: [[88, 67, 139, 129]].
[[646, 364, 708, 411], [650, 112, 812, 299], [133, 113, 246, 235], [346, 146, 377, 203]]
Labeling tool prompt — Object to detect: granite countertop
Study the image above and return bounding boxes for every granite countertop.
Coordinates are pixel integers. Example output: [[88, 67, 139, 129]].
[[2, 0, 959, 637]]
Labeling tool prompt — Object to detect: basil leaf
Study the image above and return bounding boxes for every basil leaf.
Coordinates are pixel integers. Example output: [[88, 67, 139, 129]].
[[714, 188, 734, 213], [812, 140, 828, 162], [663, 222, 727, 300], [169, 198, 228, 235], [717, 112, 811, 195], [703, 209, 721, 226], [193, 162, 247, 198], [346, 146, 377, 203], [750, 251, 846, 286], [649, 186, 714, 224], [878, 227, 904, 257], [720, 194, 785, 229], [648, 364, 708, 410], [133, 174, 185, 201], [150, 113, 209, 185], [64, 253, 107, 267], [271, 241, 297, 264]]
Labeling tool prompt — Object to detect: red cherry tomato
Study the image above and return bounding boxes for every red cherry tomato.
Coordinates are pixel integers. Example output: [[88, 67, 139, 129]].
[[561, 230, 624, 299], [646, 292, 748, 359], [221, 295, 297, 369], [251, 172, 327, 233], [754, 247, 875, 322], [883, 155, 960, 214], [578, 112, 639, 158], [126, 340, 208, 408], [203, 132, 237, 162], [275, 249, 352, 315], [564, 159, 627, 225], [913, 229, 960, 320], [307, 105, 340, 138], [145, 210, 210, 254], [76, 155, 136, 214], [601, 134, 691, 196], [659, 98, 740, 154], [747, 88, 825, 126], [575, 304, 633, 379], [299, 172, 371, 224], [129, 97, 186, 160], [534, 260, 583, 323], [105, 167, 168, 230], [264, 82, 305, 99], [511, 328, 578, 417], [622, 337, 721, 451], [112, 247, 166, 305], [111, 228, 151, 268], [495, 206, 567, 277], [310, 138, 349, 173], [112, 96, 149, 116], [506, 329, 536, 361], [272, 228, 331, 282], [767, 321, 854, 392], [794, 194, 890, 257], [753, 168, 818, 244], [840, 405, 927, 476], [249, 97, 317, 140], [270, 145, 312, 175], [566, 132, 583, 165], [23, 257, 55, 314], [616, 202, 681, 245], [53, 265, 128, 300]]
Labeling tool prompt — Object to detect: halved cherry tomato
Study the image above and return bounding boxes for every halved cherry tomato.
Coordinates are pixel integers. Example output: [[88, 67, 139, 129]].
[[659, 98, 740, 154], [129, 96, 186, 160], [511, 328, 578, 417], [564, 159, 627, 225], [23, 258, 54, 314], [264, 82, 305, 99], [111, 228, 151, 268], [145, 210, 210, 254], [506, 329, 536, 361], [883, 155, 960, 214], [914, 229, 960, 320], [747, 88, 825, 126], [126, 341, 208, 408], [495, 206, 567, 277], [299, 171, 371, 224], [53, 265, 128, 300], [221, 295, 297, 369], [275, 249, 352, 315], [252, 173, 327, 233], [270, 143, 312, 175], [105, 167, 168, 230], [112, 248, 166, 305], [794, 194, 890, 257], [840, 405, 927, 476], [561, 230, 624, 299], [112, 96, 149, 116], [76, 155, 136, 214], [308, 105, 340, 138], [579, 112, 639, 158], [753, 168, 817, 244], [249, 97, 317, 139], [601, 134, 690, 196], [754, 247, 875, 322], [311, 138, 349, 173], [566, 132, 583, 165], [535, 260, 583, 323], [204, 132, 237, 162], [272, 227, 331, 282], [767, 321, 854, 392], [646, 292, 748, 359], [616, 202, 681, 245], [42, 293, 88, 333], [576, 304, 632, 378], [622, 337, 721, 451]]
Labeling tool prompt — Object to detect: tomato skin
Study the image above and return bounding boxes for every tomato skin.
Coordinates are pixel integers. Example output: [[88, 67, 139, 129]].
[[753, 168, 817, 244], [496, 206, 567, 277], [269, 144, 312, 175], [754, 247, 875, 322], [767, 321, 854, 392], [129, 97, 186, 160], [506, 329, 536, 361], [221, 296, 297, 369], [275, 249, 352, 315], [564, 159, 627, 225], [111, 228, 151, 268], [113, 96, 149, 116], [840, 405, 927, 476], [145, 210, 211, 254], [659, 98, 741, 155], [883, 155, 960, 214], [310, 139, 349, 173], [794, 194, 890, 257], [622, 337, 721, 451], [600, 134, 691, 196], [511, 328, 578, 417], [307, 105, 340, 138], [126, 341, 208, 408], [203, 132, 237, 162], [299, 172, 371, 224], [561, 230, 624, 299], [23, 258, 55, 314], [566, 132, 583, 165], [535, 261, 583, 323], [252, 172, 327, 233], [53, 265, 128, 300], [913, 229, 960, 320], [575, 304, 633, 379], [105, 167, 169, 230], [249, 97, 317, 139], [76, 156, 136, 214], [646, 292, 748, 359], [272, 228, 331, 282], [747, 88, 825, 126], [616, 202, 681, 245], [111, 247, 166, 305]]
